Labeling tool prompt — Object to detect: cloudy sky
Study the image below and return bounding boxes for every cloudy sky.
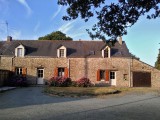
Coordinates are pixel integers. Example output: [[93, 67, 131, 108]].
[[0, 0, 159, 66]]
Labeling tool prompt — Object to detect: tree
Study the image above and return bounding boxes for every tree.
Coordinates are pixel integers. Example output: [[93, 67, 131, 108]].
[[38, 31, 73, 40], [155, 49, 160, 70], [58, 0, 160, 41]]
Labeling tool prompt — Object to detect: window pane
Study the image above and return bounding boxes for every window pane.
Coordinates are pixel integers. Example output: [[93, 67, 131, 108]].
[[110, 72, 115, 79], [60, 49, 64, 57], [104, 49, 108, 57], [58, 68, 65, 77], [17, 48, 22, 57], [16, 68, 22, 75], [37, 69, 44, 78], [100, 70, 105, 79]]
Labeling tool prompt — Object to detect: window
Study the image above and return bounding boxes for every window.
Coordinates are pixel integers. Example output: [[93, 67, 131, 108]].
[[17, 48, 22, 57], [37, 69, 44, 78], [59, 49, 64, 57], [123, 74, 127, 80], [110, 71, 115, 79], [58, 68, 64, 77], [102, 46, 110, 58], [100, 70, 105, 80], [104, 49, 109, 58], [16, 68, 22, 75]]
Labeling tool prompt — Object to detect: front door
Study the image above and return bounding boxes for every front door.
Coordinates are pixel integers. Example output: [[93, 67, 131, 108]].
[[110, 71, 116, 86], [37, 68, 44, 85]]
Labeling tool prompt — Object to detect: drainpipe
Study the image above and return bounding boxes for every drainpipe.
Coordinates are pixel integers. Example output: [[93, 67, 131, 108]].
[[11, 55, 15, 70], [128, 57, 132, 87], [68, 58, 70, 78]]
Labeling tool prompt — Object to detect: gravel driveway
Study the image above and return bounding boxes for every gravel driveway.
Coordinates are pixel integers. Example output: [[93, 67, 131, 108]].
[[0, 87, 160, 120]]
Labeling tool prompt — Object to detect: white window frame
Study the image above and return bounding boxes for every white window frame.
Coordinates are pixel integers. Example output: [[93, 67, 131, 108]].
[[59, 49, 64, 57], [37, 68, 44, 78], [57, 46, 67, 58], [110, 71, 116, 79], [16, 67, 22, 75], [15, 44, 25, 57], [58, 68, 65, 77], [17, 48, 23, 57], [100, 70, 105, 81], [102, 46, 110, 58]]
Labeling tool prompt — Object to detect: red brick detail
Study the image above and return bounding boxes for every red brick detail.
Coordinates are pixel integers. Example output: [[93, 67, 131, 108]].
[[64, 68, 68, 78], [54, 68, 58, 77], [105, 70, 109, 81], [22, 68, 27, 77], [97, 69, 100, 81]]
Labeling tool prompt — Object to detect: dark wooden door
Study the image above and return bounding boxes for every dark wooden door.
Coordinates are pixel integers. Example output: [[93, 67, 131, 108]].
[[133, 72, 151, 87]]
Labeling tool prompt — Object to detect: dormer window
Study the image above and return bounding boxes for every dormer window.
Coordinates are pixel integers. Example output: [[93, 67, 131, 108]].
[[60, 49, 64, 57], [102, 46, 111, 58], [15, 44, 25, 57], [104, 49, 109, 58], [57, 45, 67, 58], [17, 48, 23, 57]]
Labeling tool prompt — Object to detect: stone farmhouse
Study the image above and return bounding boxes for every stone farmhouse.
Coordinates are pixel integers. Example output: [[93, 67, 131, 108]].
[[0, 36, 160, 87]]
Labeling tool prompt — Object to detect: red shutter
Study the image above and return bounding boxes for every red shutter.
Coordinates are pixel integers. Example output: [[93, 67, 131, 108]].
[[97, 69, 100, 81], [54, 68, 58, 77], [22, 68, 27, 77], [64, 68, 68, 78], [106, 70, 109, 81]]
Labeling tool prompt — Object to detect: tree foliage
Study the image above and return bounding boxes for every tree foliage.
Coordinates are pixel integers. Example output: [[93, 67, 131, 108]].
[[38, 31, 73, 40], [58, 0, 160, 40], [155, 50, 160, 70]]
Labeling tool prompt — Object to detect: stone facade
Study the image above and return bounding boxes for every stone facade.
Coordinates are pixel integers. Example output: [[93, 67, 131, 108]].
[[1, 56, 160, 87]]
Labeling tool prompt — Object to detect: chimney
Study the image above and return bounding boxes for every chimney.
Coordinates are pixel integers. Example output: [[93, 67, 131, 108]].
[[7, 36, 12, 42], [118, 36, 122, 45]]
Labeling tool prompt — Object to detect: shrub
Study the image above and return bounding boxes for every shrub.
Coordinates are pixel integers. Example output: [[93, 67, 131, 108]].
[[76, 77, 92, 87], [48, 76, 72, 87], [8, 76, 28, 87]]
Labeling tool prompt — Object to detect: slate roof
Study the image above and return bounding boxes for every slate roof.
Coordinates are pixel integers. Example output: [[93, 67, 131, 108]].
[[0, 40, 131, 58], [0, 41, 5, 54]]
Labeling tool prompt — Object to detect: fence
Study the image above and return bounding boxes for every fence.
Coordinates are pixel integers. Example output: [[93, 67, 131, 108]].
[[0, 70, 12, 87]]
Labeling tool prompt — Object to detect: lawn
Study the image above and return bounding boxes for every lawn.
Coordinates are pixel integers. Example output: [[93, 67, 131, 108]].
[[44, 87, 124, 97], [44, 87, 160, 97]]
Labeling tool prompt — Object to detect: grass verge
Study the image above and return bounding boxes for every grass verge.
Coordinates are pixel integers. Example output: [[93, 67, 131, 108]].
[[44, 87, 122, 97], [44, 87, 160, 97]]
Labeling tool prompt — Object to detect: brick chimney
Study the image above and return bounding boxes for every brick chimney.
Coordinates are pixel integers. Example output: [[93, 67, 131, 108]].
[[118, 36, 122, 45], [7, 36, 12, 42]]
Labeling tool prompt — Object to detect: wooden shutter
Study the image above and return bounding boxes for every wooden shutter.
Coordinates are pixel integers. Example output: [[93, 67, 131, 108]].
[[97, 69, 100, 81], [64, 68, 68, 78], [106, 70, 109, 81], [54, 68, 58, 77], [22, 68, 27, 77]]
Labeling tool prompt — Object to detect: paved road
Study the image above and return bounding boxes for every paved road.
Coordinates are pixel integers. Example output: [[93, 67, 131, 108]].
[[0, 87, 160, 120]]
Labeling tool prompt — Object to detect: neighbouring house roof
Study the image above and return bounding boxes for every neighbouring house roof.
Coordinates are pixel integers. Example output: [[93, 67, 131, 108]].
[[0, 40, 131, 58], [0, 41, 6, 55]]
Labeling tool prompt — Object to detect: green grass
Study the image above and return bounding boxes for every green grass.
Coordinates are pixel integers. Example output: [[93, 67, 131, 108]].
[[44, 87, 122, 97], [44, 87, 160, 97]]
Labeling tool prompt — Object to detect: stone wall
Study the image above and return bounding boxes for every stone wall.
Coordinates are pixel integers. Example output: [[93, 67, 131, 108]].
[[0, 56, 160, 87], [0, 56, 131, 86]]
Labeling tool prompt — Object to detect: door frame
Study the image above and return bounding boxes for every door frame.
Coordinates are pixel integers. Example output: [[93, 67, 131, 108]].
[[37, 68, 44, 85], [110, 71, 116, 86]]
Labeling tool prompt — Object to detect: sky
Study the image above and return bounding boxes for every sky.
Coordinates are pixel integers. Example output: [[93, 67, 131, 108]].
[[0, 0, 159, 66]]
